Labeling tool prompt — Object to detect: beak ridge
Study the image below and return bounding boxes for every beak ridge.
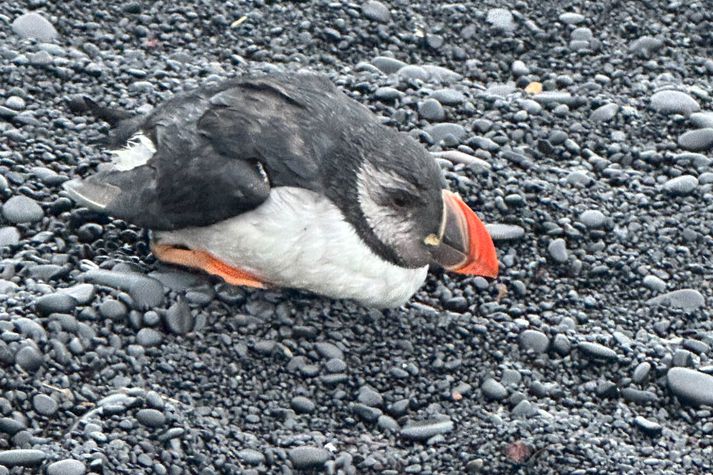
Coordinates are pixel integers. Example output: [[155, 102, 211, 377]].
[[430, 190, 499, 278]]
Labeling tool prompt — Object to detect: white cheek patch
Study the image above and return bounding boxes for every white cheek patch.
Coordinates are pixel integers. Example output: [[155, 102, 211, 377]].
[[109, 132, 156, 171], [356, 162, 415, 250]]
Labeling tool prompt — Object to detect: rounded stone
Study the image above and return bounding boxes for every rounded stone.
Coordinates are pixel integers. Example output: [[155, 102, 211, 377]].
[[547, 239, 568, 263], [36, 293, 77, 316], [650, 90, 700, 115], [15, 346, 43, 372], [578, 209, 606, 228], [136, 408, 166, 428], [667, 368, 713, 406], [2, 196, 44, 224], [520, 330, 550, 353], [678, 128, 713, 152], [0, 449, 46, 467], [288, 446, 331, 470], [46, 459, 86, 475], [663, 175, 698, 195], [32, 394, 58, 416], [481, 378, 507, 400], [11, 12, 58, 42], [361, 1, 391, 23], [136, 328, 163, 347]]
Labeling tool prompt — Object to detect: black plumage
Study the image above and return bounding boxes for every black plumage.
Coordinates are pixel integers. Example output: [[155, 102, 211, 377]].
[[68, 72, 445, 268]]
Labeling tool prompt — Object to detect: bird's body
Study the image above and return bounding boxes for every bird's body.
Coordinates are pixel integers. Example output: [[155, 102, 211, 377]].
[[66, 72, 497, 308]]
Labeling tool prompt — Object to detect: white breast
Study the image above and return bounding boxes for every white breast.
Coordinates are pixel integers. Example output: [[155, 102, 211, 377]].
[[154, 187, 428, 308]]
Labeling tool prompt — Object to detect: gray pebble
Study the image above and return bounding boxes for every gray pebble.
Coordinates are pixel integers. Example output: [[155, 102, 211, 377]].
[[559, 12, 585, 24], [15, 345, 43, 372], [83, 269, 164, 309], [667, 367, 713, 406], [486, 8, 515, 32], [2, 196, 43, 224], [378, 414, 399, 432], [357, 386, 383, 407], [0, 449, 46, 467], [632, 362, 652, 384], [430, 89, 465, 106], [46, 459, 86, 475], [571, 27, 593, 41], [374, 87, 403, 101], [288, 446, 331, 470], [578, 342, 618, 362], [291, 396, 316, 414], [690, 112, 713, 129], [5, 97, 25, 111], [361, 1, 391, 23], [165, 300, 194, 335], [511, 60, 529, 76], [371, 56, 407, 74], [400, 418, 454, 440], [237, 449, 265, 466], [32, 394, 58, 416], [485, 224, 525, 241], [634, 416, 662, 437], [553, 334, 571, 355], [647, 289, 704, 311], [11, 12, 58, 42], [136, 328, 163, 347], [315, 342, 343, 360], [136, 408, 166, 428], [481, 378, 507, 400], [663, 175, 698, 195], [36, 293, 76, 316], [419, 99, 445, 121], [578, 209, 606, 228], [519, 330, 550, 353], [398, 65, 430, 82], [590, 103, 619, 122], [547, 239, 568, 263], [424, 123, 467, 143], [629, 36, 663, 57], [643, 275, 666, 292], [0, 227, 20, 248], [650, 90, 700, 115], [58, 284, 96, 305], [678, 128, 713, 152], [511, 399, 537, 417]]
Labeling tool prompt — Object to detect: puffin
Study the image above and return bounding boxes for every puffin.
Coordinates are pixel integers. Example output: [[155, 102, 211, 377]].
[[65, 72, 498, 308]]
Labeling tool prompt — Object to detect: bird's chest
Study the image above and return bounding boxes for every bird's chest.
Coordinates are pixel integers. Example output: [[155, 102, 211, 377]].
[[155, 187, 428, 308]]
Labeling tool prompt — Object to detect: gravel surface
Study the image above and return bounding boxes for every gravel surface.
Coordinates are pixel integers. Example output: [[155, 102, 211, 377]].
[[0, 0, 712, 473]]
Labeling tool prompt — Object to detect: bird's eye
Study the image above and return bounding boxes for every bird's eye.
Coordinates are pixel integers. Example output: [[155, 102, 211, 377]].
[[388, 190, 411, 208]]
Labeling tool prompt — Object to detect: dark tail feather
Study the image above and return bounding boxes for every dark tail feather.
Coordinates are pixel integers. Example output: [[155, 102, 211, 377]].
[[66, 95, 133, 127]]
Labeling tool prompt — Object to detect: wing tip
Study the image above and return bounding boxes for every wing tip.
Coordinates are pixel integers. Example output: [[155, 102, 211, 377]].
[[63, 178, 119, 211]]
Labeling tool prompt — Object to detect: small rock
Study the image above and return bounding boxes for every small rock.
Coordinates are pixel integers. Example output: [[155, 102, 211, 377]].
[[678, 128, 713, 152], [0, 449, 46, 467], [643, 275, 666, 292], [314, 342, 343, 360], [486, 8, 515, 32], [400, 418, 454, 441], [634, 416, 662, 437], [15, 346, 43, 372], [374, 87, 403, 101], [32, 394, 58, 416], [165, 300, 194, 335], [578, 209, 606, 228], [0, 227, 20, 248], [559, 12, 585, 24], [511, 60, 529, 76], [485, 224, 525, 241], [371, 56, 407, 74], [36, 293, 76, 316], [632, 362, 652, 384], [2, 196, 43, 224], [46, 459, 86, 475], [12, 12, 58, 42], [136, 328, 163, 347], [361, 1, 391, 23], [590, 103, 619, 122], [663, 175, 698, 195], [83, 269, 164, 309], [136, 408, 166, 428], [629, 36, 663, 57], [690, 112, 713, 129], [647, 289, 704, 311], [650, 90, 700, 115], [430, 89, 465, 106], [288, 446, 331, 470], [418, 99, 445, 121], [481, 378, 507, 400], [578, 342, 618, 362], [547, 239, 568, 263], [358, 386, 384, 407], [237, 449, 265, 466], [291, 396, 316, 414], [424, 123, 467, 144], [667, 367, 713, 406], [519, 330, 550, 353]]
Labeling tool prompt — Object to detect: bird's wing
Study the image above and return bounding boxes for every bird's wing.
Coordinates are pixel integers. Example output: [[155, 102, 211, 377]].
[[64, 74, 333, 230]]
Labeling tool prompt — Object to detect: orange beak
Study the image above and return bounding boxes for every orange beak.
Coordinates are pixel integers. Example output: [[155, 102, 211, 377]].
[[427, 190, 499, 278]]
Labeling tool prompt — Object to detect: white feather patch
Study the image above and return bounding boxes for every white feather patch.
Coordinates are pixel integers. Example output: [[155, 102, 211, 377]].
[[155, 187, 428, 308], [110, 132, 156, 171]]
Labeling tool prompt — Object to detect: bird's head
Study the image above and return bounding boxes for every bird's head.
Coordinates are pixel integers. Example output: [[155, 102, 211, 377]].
[[353, 131, 499, 279]]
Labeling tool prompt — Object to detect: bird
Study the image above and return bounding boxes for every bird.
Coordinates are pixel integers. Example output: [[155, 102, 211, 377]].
[[64, 72, 498, 308]]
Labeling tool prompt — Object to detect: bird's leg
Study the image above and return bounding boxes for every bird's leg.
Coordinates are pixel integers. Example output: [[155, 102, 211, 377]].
[[150, 242, 267, 289]]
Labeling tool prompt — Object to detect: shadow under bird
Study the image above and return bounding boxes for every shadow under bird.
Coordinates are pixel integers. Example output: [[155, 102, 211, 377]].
[[65, 72, 498, 308]]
